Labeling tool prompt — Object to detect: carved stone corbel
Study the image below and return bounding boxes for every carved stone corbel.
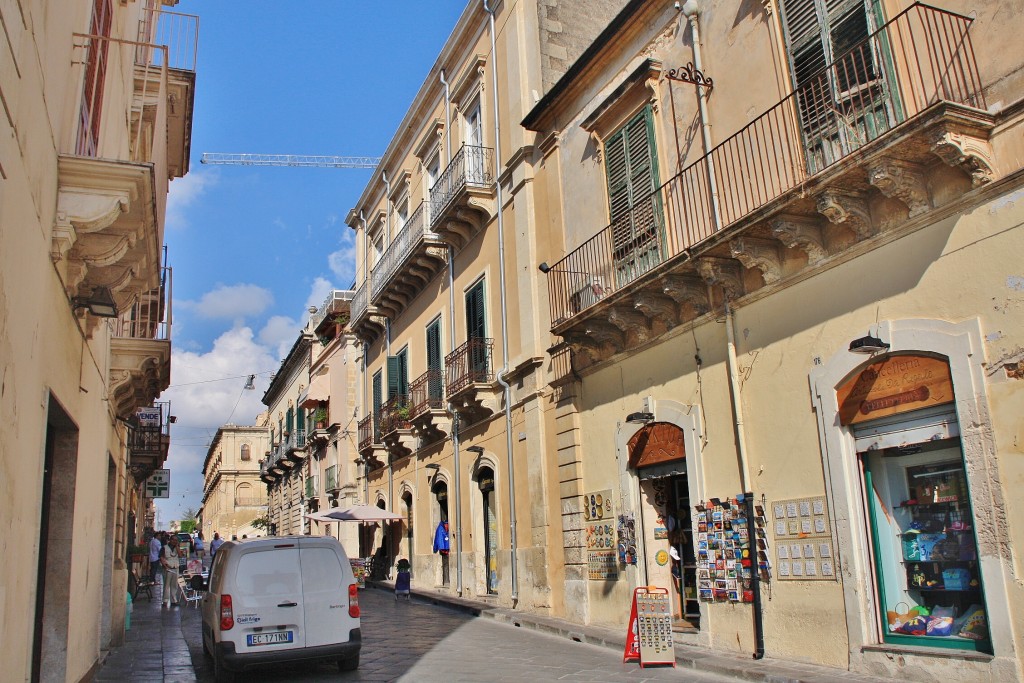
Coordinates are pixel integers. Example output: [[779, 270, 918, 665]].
[[52, 192, 129, 262], [608, 305, 651, 345], [565, 336, 603, 366], [634, 291, 678, 328], [930, 127, 994, 187], [586, 320, 625, 352], [771, 214, 827, 264], [696, 257, 744, 300], [868, 158, 930, 217], [817, 189, 875, 239], [729, 236, 783, 284], [660, 274, 709, 314]]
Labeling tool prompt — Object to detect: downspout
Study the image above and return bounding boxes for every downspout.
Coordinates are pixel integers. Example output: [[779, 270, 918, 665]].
[[440, 68, 464, 597], [680, 1, 722, 232], [483, 0, 518, 604], [360, 210, 370, 506]]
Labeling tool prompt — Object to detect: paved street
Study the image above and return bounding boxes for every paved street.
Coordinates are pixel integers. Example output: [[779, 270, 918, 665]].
[[100, 583, 735, 682]]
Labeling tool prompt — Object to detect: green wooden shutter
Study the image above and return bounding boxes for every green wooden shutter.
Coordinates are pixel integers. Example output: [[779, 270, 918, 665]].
[[396, 348, 409, 396], [372, 371, 383, 411], [426, 319, 442, 400], [286, 407, 294, 433], [386, 356, 400, 399], [466, 280, 486, 340]]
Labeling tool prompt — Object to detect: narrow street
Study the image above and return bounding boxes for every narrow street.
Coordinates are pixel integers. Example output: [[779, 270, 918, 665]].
[[98, 584, 738, 682]]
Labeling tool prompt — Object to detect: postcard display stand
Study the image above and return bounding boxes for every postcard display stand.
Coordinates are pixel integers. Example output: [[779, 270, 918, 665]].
[[623, 587, 675, 667], [695, 495, 769, 603]]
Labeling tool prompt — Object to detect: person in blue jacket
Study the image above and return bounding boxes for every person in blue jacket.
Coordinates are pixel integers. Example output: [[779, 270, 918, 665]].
[[432, 520, 450, 554]]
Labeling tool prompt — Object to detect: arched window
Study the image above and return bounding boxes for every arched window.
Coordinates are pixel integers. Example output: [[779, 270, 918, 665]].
[[240, 444, 251, 461], [235, 482, 253, 507]]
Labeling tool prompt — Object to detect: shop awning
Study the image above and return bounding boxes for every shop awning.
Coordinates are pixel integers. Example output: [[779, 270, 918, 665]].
[[299, 372, 330, 409]]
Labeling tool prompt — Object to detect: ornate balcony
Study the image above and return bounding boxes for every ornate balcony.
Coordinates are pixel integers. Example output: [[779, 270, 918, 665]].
[[349, 279, 385, 342], [126, 401, 171, 482], [445, 338, 500, 419], [357, 413, 387, 467], [379, 395, 416, 458], [408, 369, 451, 440], [109, 264, 171, 419], [310, 289, 354, 338], [429, 145, 496, 248], [544, 5, 993, 368], [370, 201, 448, 317]]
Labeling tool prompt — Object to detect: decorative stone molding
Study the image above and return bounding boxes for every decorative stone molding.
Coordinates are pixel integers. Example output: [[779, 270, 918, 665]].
[[410, 411, 451, 442], [729, 236, 783, 284], [634, 291, 678, 328], [867, 158, 930, 217], [696, 257, 744, 300], [771, 214, 828, 264], [586, 319, 626, 351], [660, 274, 709, 313], [609, 305, 651, 345], [930, 127, 994, 187], [109, 337, 171, 419], [382, 430, 416, 460], [817, 189, 875, 239]]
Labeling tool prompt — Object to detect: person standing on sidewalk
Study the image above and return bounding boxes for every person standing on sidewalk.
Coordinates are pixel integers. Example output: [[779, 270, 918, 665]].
[[194, 531, 205, 562], [148, 532, 162, 583], [161, 535, 180, 608], [209, 532, 224, 559]]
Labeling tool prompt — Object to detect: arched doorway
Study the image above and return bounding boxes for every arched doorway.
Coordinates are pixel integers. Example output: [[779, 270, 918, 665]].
[[477, 466, 498, 594], [629, 422, 699, 629], [432, 480, 450, 585], [402, 490, 413, 577]]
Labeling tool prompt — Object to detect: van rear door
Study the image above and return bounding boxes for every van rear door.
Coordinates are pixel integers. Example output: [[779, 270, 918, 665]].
[[231, 544, 305, 652], [299, 538, 355, 647]]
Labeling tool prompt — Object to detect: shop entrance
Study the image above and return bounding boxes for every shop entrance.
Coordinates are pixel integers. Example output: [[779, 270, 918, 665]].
[[630, 422, 699, 630], [479, 467, 498, 594]]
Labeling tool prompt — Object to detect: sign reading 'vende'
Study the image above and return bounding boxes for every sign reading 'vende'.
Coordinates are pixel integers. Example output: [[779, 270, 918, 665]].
[[146, 469, 170, 499]]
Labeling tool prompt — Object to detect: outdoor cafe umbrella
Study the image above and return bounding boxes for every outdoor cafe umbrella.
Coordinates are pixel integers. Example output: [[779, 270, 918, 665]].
[[305, 504, 403, 523]]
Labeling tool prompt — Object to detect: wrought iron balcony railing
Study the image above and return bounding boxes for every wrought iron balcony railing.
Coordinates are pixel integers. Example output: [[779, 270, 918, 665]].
[[310, 289, 355, 330], [305, 475, 319, 500], [234, 497, 266, 508], [545, 3, 984, 326], [409, 369, 445, 420], [135, 8, 198, 72], [113, 265, 172, 341], [357, 413, 378, 451], [351, 279, 370, 326], [430, 145, 494, 222], [379, 395, 412, 435], [371, 201, 433, 301], [445, 338, 494, 397]]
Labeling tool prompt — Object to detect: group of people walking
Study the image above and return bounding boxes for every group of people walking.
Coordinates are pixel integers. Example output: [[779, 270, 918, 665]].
[[145, 530, 225, 607]]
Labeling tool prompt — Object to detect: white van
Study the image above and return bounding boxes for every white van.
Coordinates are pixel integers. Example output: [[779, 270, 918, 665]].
[[201, 536, 361, 682]]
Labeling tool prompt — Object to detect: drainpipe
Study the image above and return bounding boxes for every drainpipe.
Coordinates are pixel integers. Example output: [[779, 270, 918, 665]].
[[383, 171, 392, 245], [360, 210, 370, 507], [439, 68, 464, 597], [680, 1, 722, 232], [724, 302, 751, 490], [483, 0, 518, 604]]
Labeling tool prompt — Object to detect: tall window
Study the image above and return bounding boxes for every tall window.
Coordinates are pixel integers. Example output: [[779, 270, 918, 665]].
[[240, 444, 251, 461], [465, 280, 487, 379], [426, 318, 443, 401], [387, 347, 409, 400], [604, 107, 663, 287], [464, 99, 486, 183], [778, 0, 892, 172], [372, 370, 383, 439], [78, 0, 113, 156]]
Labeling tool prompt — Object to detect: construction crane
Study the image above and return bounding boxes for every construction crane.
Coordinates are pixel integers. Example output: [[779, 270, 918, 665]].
[[200, 153, 382, 169]]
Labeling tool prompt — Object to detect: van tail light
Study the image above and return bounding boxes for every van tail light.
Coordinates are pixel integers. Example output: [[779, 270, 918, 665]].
[[220, 594, 234, 630], [348, 583, 360, 618]]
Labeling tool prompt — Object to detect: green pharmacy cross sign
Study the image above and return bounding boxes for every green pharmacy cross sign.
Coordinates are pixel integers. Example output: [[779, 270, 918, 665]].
[[146, 469, 170, 499]]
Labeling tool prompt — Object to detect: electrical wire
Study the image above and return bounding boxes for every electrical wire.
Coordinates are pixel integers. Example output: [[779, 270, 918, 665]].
[[167, 370, 274, 389]]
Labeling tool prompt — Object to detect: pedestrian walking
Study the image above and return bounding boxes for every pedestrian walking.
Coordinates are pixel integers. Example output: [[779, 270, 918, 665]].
[[209, 532, 223, 559], [194, 531, 205, 561], [148, 532, 162, 583], [161, 535, 180, 608]]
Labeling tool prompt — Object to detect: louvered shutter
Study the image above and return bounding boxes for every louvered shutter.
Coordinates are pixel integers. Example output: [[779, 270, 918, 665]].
[[426, 320, 443, 400], [396, 348, 409, 396], [466, 281, 486, 340], [387, 356, 400, 399], [372, 371, 383, 412], [286, 407, 294, 433]]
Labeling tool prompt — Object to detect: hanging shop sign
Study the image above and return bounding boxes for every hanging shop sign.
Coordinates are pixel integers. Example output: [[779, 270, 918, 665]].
[[146, 469, 170, 499], [623, 586, 675, 668], [695, 495, 769, 602], [771, 495, 837, 580], [627, 422, 686, 470], [584, 489, 618, 580], [837, 354, 953, 426]]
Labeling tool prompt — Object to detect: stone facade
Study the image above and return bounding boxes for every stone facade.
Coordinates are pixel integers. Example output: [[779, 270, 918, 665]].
[[201, 425, 270, 541]]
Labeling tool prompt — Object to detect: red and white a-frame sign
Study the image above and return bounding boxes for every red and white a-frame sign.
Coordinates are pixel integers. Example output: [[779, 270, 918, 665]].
[[623, 586, 675, 668]]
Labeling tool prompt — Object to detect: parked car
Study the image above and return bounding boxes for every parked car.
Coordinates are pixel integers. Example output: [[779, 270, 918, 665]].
[[200, 536, 361, 682]]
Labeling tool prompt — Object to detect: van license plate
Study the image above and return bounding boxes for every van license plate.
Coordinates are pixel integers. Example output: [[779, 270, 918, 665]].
[[247, 631, 293, 646]]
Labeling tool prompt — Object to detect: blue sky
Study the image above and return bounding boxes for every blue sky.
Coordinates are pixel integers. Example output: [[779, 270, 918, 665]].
[[158, 1, 468, 526]]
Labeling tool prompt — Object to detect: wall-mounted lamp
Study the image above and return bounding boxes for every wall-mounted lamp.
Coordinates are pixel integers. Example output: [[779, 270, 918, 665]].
[[625, 411, 655, 424], [71, 286, 118, 318], [538, 262, 551, 273], [848, 334, 890, 354], [465, 446, 485, 455], [425, 463, 440, 471], [168, 415, 177, 424]]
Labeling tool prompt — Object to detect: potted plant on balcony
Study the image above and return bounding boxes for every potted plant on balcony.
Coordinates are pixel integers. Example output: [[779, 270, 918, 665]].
[[313, 406, 328, 430], [394, 402, 411, 423]]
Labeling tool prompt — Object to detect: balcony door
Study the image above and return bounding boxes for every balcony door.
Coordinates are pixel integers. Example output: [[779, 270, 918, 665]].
[[426, 318, 443, 402], [778, 0, 895, 173], [465, 99, 485, 183], [372, 370, 383, 441], [465, 280, 487, 381], [605, 107, 663, 288], [78, 0, 113, 156]]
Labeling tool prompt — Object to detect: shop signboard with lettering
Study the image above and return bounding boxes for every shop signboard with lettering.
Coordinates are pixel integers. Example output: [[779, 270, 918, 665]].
[[837, 355, 953, 425]]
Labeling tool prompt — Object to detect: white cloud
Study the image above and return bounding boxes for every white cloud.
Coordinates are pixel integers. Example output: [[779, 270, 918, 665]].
[[304, 276, 334, 314], [183, 283, 274, 320], [258, 315, 300, 360], [166, 169, 217, 231], [328, 230, 357, 285]]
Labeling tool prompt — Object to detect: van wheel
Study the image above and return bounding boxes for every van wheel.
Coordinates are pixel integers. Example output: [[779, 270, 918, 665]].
[[338, 654, 360, 671], [214, 653, 236, 683]]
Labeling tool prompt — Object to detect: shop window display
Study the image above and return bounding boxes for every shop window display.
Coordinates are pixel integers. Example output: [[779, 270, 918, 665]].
[[862, 439, 990, 652]]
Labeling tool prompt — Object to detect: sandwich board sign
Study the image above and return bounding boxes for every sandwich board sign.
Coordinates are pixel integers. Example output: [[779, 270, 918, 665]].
[[146, 469, 170, 499]]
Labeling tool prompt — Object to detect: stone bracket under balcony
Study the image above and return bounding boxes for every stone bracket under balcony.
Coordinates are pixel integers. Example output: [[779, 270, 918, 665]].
[[410, 409, 452, 442], [109, 337, 170, 419], [551, 104, 995, 370], [429, 145, 497, 250], [351, 311, 386, 344], [54, 156, 161, 316], [374, 245, 448, 318], [382, 429, 417, 459], [448, 383, 501, 421]]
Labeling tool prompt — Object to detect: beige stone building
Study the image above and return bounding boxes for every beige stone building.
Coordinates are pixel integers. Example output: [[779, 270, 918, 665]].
[[0, 0, 197, 680], [200, 424, 270, 542], [523, 0, 1024, 680]]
